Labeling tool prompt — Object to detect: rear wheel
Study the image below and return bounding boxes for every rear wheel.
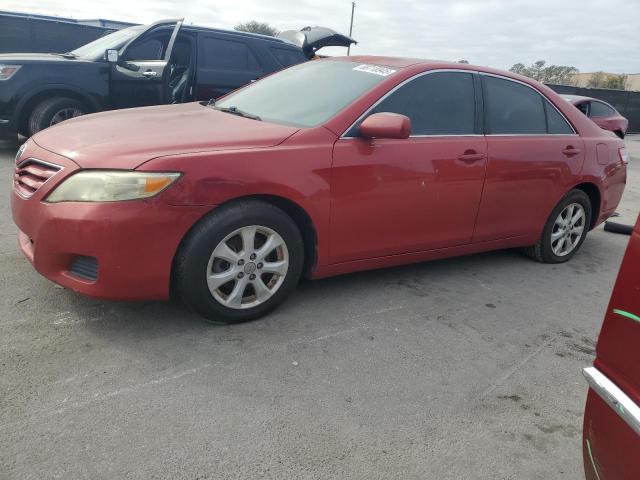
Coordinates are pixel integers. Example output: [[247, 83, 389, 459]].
[[524, 189, 592, 263], [174, 200, 304, 323], [28, 97, 86, 136]]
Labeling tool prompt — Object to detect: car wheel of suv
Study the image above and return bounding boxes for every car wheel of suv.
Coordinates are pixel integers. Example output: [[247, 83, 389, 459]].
[[174, 200, 305, 323], [524, 189, 592, 263], [28, 97, 86, 136]]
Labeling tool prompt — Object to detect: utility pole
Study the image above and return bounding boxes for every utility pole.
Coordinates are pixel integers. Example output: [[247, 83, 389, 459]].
[[347, 1, 355, 56]]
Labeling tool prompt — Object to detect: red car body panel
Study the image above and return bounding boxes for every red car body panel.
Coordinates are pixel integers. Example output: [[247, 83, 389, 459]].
[[564, 94, 629, 137], [11, 56, 627, 300], [583, 215, 640, 479]]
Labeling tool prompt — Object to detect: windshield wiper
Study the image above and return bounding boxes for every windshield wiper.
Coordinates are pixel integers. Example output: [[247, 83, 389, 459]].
[[58, 52, 78, 58], [213, 105, 261, 121]]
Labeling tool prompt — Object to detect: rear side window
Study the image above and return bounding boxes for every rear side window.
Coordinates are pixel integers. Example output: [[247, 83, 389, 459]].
[[590, 101, 616, 117], [370, 71, 476, 135], [200, 36, 261, 72], [483, 76, 546, 134], [545, 100, 574, 134], [270, 47, 305, 67]]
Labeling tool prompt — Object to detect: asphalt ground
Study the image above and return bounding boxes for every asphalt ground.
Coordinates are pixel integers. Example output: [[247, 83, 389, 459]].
[[1, 135, 638, 479]]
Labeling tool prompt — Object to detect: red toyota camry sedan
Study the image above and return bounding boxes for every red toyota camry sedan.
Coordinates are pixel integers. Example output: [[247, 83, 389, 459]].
[[562, 94, 629, 139], [12, 57, 627, 322]]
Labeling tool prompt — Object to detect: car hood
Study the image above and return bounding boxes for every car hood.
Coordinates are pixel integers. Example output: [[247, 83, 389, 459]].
[[277, 26, 356, 58], [32, 102, 300, 169], [0, 52, 80, 64]]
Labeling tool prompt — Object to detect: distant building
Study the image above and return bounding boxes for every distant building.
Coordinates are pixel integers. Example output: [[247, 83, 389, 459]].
[[570, 72, 640, 91]]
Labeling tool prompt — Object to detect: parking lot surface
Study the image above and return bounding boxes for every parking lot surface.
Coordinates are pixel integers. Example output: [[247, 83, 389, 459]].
[[1, 136, 638, 479]]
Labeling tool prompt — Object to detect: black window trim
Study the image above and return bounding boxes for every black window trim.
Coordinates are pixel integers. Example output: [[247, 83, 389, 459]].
[[341, 69, 484, 139], [479, 72, 577, 136]]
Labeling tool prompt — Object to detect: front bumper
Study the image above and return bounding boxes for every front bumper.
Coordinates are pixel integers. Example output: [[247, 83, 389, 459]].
[[12, 190, 213, 300], [10, 141, 213, 301], [0, 117, 16, 139]]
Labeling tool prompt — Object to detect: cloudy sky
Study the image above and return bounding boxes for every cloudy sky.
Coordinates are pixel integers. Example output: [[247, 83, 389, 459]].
[[5, 0, 640, 73]]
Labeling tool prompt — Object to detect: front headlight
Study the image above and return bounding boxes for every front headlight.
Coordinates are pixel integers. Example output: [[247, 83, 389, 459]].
[[0, 65, 21, 81], [45, 170, 181, 203]]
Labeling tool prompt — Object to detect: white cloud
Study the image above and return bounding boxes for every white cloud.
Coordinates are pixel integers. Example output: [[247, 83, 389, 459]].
[[4, 0, 640, 72]]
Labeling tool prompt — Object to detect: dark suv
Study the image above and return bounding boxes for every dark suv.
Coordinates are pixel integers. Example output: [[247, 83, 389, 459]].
[[0, 20, 355, 138]]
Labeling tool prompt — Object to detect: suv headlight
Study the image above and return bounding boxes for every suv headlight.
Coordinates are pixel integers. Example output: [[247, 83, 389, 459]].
[[0, 65, 21, 81], [45, 170, 181, 203]]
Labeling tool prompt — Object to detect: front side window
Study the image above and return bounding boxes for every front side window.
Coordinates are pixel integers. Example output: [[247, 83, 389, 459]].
[[364, 71, 476, 135], [215, 60, 395, 127], [589, 101, 616, 117], [483, 76, 547, 134], [123, 35, 168, 61], [200, 36, 261, 71]]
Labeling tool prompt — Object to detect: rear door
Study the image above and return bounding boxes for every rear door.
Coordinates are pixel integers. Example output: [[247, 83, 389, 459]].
[[583, 215, 640, 479], [194, 33, 263, 101], [473, 74, 583, 243], [110, 20, 183, 108]]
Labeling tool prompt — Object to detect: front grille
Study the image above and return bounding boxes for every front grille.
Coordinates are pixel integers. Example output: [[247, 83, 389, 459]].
[[14, 158, 62, 198], [69, 256, 99, 282]]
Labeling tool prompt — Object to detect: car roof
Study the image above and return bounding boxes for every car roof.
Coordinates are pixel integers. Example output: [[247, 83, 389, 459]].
[[327, 55, 552, 83]]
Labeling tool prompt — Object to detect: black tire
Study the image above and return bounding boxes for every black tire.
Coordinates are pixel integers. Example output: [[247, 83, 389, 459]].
[[28, 97, 86, 136], [174, 200, 304, 323], [523, 189, 592, 263], [615, 130, 625, 139]]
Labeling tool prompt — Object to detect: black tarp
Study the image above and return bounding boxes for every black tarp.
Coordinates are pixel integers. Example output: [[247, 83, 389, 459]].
[[547, 83, 640, 134]]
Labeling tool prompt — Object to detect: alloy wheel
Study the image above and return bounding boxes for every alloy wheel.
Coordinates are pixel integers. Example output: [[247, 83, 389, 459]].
[[551, 203, 586, 257], [206, 225, 289, 309], [50, 108, 83, 126]]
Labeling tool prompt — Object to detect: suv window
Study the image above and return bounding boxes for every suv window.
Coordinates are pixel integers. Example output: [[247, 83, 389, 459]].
[[201, 36, 261, 71], [590, 101, 616, 117], [368, 71, 476, 135], [484, 76, 546, 134], [270, 47, 305, 67], [123, 36, 166, 61]]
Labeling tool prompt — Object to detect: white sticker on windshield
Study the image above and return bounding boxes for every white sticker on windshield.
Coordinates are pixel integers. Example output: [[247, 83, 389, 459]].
[[352, 64, 396, 77]]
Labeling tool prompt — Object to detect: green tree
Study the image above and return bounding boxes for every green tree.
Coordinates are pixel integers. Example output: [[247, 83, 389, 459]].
[[586, 72, 626, 90], [509, 60, 579, 85], [234, 21, 279, 37]]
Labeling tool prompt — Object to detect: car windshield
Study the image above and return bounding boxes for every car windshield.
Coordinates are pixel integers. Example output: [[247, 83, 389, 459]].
[[70, 25, 147, 60], [215, 60, 399, 127]]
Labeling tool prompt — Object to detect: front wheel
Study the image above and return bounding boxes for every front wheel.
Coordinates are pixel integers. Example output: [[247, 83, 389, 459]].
[[28, 97, 86, 136], [524, 189, 592, 263], [174, 200, 304, 323]]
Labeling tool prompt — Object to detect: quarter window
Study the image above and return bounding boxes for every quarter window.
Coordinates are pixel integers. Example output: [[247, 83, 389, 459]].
[[200, 36, 261, 72], [589, 101, 616, 117], [545, 100, 574, 134], [365, 71, 476, 135], [483, 76, 546, 134]]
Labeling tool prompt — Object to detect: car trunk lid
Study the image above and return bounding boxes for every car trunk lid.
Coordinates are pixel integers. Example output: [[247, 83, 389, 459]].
[[277, 26, 356, 59]]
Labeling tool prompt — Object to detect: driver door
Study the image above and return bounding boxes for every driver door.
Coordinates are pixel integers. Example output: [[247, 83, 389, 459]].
[[110, 19, 183, 109]]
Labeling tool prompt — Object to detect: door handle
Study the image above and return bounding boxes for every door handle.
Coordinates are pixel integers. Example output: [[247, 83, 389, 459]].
[[562, 146, 581, 157], [457, 152, 485, 163], [142, 70, 158, 78]]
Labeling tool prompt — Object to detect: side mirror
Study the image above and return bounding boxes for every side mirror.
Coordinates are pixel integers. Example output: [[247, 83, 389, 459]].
[[106, 49, 119, 63], [359, 112, 411, 139]]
